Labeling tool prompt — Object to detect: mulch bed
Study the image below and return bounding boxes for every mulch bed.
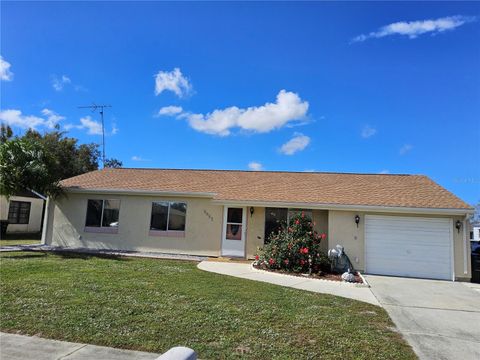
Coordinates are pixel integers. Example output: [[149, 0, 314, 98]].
[[253, 265, 364, 284]]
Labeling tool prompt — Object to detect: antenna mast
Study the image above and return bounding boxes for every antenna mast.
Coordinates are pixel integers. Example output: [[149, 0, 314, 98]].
[[78, 103, 111, 168]]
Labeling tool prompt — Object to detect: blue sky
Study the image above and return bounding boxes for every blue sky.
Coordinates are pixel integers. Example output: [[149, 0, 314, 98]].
[[1, 1, 479, 205]]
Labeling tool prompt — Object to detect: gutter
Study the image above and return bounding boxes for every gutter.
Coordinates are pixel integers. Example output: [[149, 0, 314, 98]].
[[64, 187, 217, 199]]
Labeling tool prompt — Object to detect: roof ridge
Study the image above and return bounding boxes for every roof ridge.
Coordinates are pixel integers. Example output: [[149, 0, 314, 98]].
[[104, 167, 419, 177]]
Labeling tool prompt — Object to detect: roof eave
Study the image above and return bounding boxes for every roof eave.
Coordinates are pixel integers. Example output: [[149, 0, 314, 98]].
[[211, 199, 475, 216]]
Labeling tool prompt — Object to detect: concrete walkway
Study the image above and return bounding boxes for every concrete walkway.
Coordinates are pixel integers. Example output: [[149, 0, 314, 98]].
[[0, 332, 160, 360], [366, 275, 480, 360], [197, 261, 380, 306]]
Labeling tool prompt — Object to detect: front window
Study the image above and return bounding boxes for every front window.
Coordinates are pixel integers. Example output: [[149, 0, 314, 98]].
[[8, 201, 31, 224], [264, 208, 313, 242], [85, 199, 120, 228], [150, 201, 187, 232]]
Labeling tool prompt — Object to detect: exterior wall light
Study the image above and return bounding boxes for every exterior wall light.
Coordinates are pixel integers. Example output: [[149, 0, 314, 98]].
[[455, 220, 462, 233], [355, 215, 360, 228], [250, 207, 255, 217]]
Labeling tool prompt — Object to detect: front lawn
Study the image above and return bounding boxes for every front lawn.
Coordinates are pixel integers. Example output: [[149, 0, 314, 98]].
[[0, 252, 415, 359]]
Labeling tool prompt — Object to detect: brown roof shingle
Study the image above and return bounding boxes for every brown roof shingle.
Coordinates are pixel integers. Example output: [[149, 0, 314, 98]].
[[60, 168, 473, 210]]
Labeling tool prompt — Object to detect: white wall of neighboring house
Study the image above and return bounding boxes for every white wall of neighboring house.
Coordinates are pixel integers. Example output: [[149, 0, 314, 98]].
[[0, 195, 45, 233], [471, 226, 480, 241]]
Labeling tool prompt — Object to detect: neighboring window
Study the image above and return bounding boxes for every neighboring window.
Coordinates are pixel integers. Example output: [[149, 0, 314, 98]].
[[85, 199, 120, 228], [471, 231, 474, 240], [150, 201, 187, 231], [264, 208, 313, 242], [8, 201, 31, 224]]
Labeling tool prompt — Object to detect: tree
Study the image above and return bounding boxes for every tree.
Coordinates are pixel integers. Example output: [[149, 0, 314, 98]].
[[104, 158, 123, 168], [0, 124, 13, 144], [254, 212, 330, 274], [0, 126, 123, 198], [0, 137, 62, 197]]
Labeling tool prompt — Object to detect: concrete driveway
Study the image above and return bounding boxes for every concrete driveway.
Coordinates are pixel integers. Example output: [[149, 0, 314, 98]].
[[366, 275, 480, 360]]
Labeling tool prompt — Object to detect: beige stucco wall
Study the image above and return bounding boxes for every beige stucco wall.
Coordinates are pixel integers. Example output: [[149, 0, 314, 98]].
[[0, 195, 44, 233], [45, 193, 224, 257], [328, 210, 471, 280]]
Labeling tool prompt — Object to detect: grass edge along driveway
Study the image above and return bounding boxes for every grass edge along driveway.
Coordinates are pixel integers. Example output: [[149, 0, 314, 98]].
[[0, 252, 416, 359]]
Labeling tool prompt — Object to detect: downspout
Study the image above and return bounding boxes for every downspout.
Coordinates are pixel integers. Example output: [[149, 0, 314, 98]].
[[463, 215, 468, 276], [41, 197, 50, 245]]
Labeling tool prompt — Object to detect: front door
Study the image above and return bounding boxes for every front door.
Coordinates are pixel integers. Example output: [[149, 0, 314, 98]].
[[221, 207, 246, 257]]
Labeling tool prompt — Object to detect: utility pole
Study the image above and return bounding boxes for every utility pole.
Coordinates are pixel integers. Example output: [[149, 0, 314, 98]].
[[78, 103, 111, 168]]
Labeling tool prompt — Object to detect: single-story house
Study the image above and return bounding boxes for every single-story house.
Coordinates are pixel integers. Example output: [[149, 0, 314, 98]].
[[42, 168, 474, 281], [1, 190, 46, 234]]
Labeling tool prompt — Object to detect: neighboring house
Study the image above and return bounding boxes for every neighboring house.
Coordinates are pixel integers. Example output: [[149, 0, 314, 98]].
[[42, 168, 474, 281], [469, 222, 480, 241], [1, 190, 45, 233]]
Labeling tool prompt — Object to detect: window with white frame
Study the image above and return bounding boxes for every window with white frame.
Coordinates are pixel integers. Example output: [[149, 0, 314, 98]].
[[150, 201, 187, 232], [85, 199, 120, 228]]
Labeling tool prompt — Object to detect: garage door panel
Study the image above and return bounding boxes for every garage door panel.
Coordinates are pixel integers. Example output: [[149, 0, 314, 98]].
[[365, 215, 452, 280]]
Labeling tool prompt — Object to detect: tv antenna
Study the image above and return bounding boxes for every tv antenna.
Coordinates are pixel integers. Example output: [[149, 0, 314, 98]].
[[78, 103, 111, 168]]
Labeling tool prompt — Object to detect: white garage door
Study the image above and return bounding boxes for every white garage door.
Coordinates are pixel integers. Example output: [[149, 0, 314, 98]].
[[365, 215, 453, 280]]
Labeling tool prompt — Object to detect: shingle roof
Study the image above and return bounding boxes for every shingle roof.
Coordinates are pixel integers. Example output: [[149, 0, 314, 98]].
[[60, 168, 473, 210]]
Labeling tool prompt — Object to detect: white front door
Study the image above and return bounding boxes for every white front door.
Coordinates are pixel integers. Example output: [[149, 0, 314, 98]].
[[365, 215, 453, 280], [221, 207, 246, 257]]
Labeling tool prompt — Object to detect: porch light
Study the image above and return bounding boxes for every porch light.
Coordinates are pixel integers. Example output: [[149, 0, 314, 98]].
[[250, 207, 255, 217], [455, 220, 462, 233], [354, 215, 360, 227]]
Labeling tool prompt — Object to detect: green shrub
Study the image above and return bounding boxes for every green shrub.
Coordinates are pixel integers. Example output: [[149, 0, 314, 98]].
[[254, 212, 330, 274]]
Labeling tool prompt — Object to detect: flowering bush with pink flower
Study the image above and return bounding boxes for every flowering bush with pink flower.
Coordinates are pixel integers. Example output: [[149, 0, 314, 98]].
[[254, 212, 330, 274]]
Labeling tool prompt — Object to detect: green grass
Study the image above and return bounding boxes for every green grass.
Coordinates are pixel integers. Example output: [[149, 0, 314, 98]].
[[0, 232, 41, 247], [0, 252, 416, 359]]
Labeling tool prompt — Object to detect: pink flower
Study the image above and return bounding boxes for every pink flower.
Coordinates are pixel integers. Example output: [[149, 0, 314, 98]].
[[300, 259, 305, 266], [284, 259, 289, 265], [295, 219, 300, 225], [268, 258, 275, 265], [321, 233, 327, 240], [255, 255, 259, 260], [301, 211, 305, 218]]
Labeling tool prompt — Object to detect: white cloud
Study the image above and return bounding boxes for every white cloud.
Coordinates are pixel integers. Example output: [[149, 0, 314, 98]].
[[41, 108, 65, 128], [131, 155, 150, 162], [379, 169, 390, 174], [52, 74, 71, 91], [157, 105, 183, 116], [399, 144, 413, 155], [0, 56, 13, 81], [361, 125, 377, 138], [0, 109, 45, 129], [279, 133, 311, 155], [154, 68, 192, 97], [66, 116, 102, 135], [178, 90, 309, 136], [65, 116, 118, 136], [0, 108, 65, 129], [248, 161, 263, 171], [352, 15, 476, 42]]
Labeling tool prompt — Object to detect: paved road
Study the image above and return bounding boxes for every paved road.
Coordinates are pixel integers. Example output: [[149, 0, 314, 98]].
[[366, 275, 480, 360]]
